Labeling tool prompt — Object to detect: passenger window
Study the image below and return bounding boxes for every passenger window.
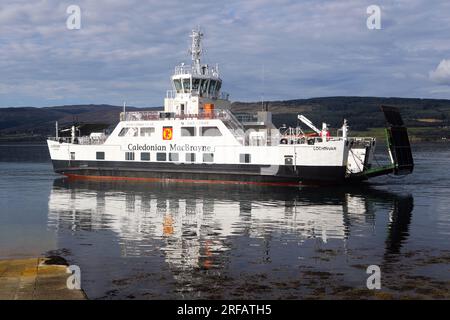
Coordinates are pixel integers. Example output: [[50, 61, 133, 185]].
[[119, 128, 128, 136], [140, 127, 155, 137], [96, 152, 105, 160], [185, 153, 196, 162], [119, 127, 138, 137], [141, 152, 150, 161], [239, 154, 251, 164], [203, 153, 214, 162], [169, 153, 179, 162], [70, 152, 75, 160], [157, 153, 166, 161], [125, 152, 135, 161], [181, 127, 196, 137], [201, 126, 222, 136]]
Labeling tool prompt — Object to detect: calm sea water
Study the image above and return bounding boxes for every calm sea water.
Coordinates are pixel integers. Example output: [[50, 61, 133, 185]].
[[0, 144, 449, 299]]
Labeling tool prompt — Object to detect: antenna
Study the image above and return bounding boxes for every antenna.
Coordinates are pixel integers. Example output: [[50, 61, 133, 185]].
[[261, 64, 265, 111]]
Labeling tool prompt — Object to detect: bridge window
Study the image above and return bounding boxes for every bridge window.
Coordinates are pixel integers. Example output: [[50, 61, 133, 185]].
[[208, 80, 216, 95], [119, 127, 138, 137], [181, 126, 196, 137], [200, 79, 209, 95], [185, 153, 196, 162], [203, 153, 214, 163], [96, 152, 105, 160], [192, 78, 201, 91], [173, 79, 182, 93], [215, 81, 222, 94], [141, 152, 150, 161], [182, 78, 191, 93], [125, 152, 135, 161], [240, 154, 251, 164], [157, 152, 166, 161], [140, 127, 155, 137], [201, 126, 222, 137]]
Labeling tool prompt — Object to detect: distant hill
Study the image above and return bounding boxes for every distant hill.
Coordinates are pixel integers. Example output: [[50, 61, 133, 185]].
[[1, 97, 450, 142], [231, 96, 450, 129], [0, 104, 158, 139]]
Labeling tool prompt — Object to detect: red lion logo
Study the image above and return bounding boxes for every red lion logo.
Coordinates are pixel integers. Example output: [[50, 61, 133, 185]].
[[162, 127, 173, 140]]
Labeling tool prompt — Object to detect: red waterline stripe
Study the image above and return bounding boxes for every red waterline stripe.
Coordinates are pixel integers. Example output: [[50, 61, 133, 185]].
[[64, 173, 301, 187]]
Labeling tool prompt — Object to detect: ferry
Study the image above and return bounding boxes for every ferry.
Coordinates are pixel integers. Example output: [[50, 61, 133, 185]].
[[47, 28, 414, 186]]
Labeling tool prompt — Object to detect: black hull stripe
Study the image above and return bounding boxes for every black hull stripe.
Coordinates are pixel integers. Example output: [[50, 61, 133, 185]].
[[51, 160, 347, 184]]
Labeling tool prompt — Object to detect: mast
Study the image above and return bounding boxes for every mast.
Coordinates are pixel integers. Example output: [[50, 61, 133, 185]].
[[189, 27, 203, 75]]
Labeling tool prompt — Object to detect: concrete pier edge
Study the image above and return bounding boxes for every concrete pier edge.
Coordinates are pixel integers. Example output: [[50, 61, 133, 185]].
[[0, 257, 87, 300]]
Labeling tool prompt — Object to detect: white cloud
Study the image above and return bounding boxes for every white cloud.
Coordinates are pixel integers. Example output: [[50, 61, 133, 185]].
[[429, 59, 450, 85]]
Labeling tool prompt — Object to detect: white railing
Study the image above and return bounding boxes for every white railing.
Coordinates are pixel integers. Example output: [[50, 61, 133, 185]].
[[121, 109, 240, 123], [278, 131, 376, 146], [279, 135, 344, 145], [348, 137, 376, 147], [223, 109, 245, 133], [49, 136, 108, 145], [121, 111, 161, 121], [219, 91, 230, 100], [78, 136, 108, 145], [235, 113, 257, 123], [174, 65, 220, 78], [165, 89, 229, 101], [174, 65, 192, 75]]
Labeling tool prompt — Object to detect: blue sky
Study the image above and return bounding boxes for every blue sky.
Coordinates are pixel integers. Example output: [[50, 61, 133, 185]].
[[1, 0, 450, 107]]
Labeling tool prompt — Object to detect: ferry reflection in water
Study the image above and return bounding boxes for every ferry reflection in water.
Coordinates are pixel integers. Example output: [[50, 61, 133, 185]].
[[47, 178, 413, 299]]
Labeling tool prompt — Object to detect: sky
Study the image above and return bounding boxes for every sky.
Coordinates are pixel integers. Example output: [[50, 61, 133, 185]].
[[1, 0, 450, 108]]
